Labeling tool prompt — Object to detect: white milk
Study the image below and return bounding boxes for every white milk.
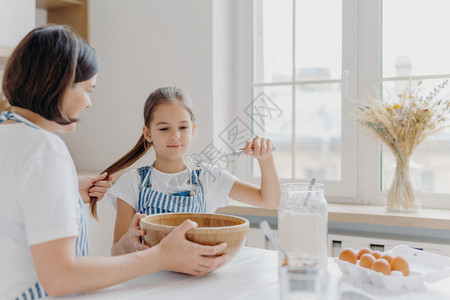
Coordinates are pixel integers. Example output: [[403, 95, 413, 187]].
[[278, 211, 327, 266]]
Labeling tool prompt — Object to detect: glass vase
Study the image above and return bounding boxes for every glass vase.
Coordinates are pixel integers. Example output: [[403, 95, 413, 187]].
[[384, 157, 421, 212]]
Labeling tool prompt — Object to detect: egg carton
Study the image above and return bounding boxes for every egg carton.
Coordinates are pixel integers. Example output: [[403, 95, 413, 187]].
[[335, 245, 450, 292]]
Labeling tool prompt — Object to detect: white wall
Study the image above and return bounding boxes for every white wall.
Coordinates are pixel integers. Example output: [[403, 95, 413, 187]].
[[212, 0, 234, 149], [0, 0, 35, 47], [35, 8, 47, 27], [61, 0, 237, 173]]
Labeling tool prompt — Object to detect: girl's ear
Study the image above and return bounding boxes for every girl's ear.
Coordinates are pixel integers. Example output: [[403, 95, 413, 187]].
[[143, 125, 152, 142], [192, 122, 197, 136]]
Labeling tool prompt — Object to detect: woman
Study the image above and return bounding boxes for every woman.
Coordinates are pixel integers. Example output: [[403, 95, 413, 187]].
[[0, 25, 226, 299]]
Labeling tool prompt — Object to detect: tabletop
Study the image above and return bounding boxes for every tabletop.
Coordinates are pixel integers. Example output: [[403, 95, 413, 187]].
[[68, 247, 450, 300]]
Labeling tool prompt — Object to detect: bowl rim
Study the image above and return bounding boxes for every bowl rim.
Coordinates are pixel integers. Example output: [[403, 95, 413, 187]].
[[140, 212, 249, 231]]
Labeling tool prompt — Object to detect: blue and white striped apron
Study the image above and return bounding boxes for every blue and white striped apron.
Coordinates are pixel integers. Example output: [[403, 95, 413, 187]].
[[0, 111, 90, 299], [136, 164, 206, 214]]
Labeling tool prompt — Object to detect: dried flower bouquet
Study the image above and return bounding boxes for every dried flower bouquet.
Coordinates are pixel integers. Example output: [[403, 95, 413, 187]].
[[357, 80, 450, 211]]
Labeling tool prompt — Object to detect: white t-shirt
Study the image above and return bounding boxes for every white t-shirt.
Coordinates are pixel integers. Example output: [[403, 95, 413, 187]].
[[108, 164, 238, 213], [0, 123, 80, 299]]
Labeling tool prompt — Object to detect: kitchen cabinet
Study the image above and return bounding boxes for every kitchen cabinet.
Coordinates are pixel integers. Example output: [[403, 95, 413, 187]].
[[36, 0, 89, 42]]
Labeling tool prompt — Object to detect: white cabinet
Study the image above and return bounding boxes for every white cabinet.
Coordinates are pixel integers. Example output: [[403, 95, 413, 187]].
[[245, 227, 277, 251]]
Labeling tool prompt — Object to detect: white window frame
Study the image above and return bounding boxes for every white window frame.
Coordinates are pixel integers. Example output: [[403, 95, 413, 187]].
[[232, 0, 450, 209]]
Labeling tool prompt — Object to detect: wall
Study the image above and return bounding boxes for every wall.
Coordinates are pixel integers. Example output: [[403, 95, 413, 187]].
[[61, 0, 237, 173], [35, 8, 47, 27], [0, 0, 35, 87], [212, 0, 234, 149], [0, 0, 35, 47]]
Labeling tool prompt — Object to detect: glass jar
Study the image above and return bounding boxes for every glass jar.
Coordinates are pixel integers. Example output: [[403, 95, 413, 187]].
[[278, 182, 328, 267], [279, 255, 326, 300]]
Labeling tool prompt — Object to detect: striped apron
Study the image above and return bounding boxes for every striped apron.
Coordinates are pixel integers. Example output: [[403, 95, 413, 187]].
[[136, 164, 206, 214], [0, 111, 90, 299]]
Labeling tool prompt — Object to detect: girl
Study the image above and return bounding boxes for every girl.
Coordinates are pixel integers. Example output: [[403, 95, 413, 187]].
[[0, 25, 226, 299], [99, 87, 281, 255]]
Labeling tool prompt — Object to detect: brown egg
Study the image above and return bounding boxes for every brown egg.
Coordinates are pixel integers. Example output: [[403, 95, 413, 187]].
[[371, 258, 391, 275], [372, 251, 382, 259], [339, 248, 357, 264], [359, 253, 375, 269], [391, 256, 410, 276], [357, 247, 372, 259], [381, 254, 393, 264]]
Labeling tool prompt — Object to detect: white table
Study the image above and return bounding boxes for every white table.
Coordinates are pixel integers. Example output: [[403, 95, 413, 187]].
[[69, 247, 450, 300]]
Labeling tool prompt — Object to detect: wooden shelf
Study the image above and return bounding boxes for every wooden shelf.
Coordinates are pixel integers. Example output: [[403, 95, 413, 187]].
[[36, 0, 83, 10], [36, 0, 89, 42]]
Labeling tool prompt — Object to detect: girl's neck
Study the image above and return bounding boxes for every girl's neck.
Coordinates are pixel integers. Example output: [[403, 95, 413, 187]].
[[153, 159, 187, 174]]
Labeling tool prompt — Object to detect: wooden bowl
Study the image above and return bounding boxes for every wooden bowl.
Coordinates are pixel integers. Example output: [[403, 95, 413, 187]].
[[140, 213, 249, 263]]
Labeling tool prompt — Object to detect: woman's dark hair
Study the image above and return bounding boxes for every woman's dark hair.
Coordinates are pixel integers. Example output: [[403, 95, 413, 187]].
[[89, 87, 195, 218], [1, 24, 98, 125]]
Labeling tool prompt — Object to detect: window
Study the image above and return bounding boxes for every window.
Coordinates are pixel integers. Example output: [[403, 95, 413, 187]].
[[253, 0, 343, 184], [235, 0, 450, 208], [381, 0, 450, 203]]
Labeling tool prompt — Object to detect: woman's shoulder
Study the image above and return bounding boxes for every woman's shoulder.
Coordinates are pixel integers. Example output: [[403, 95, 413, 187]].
[[14, 124, 69, 155]]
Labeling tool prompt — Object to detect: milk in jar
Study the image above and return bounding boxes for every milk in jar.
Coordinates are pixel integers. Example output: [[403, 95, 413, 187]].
[[278, 182, 328, 266]]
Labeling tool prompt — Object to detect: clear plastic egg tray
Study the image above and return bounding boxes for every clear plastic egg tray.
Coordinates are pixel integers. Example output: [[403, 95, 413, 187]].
[[335, 245, 450, 292]]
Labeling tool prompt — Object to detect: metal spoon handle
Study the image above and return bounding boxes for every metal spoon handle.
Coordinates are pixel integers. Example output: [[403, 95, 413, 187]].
[[259, 220, 288, 257], [183, 146, 277, 169], [303, 177, 316, 206], [233, 146, 277, 156]]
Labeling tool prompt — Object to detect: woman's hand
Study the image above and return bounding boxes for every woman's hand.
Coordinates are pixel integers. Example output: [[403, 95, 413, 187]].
[[243, 136, 274, 161], [115, 213, 150, 254], [156, 220, 227, 276], [78, 172, 113, 203]]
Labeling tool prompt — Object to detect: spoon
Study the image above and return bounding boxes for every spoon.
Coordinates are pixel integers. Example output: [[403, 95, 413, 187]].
[[259, 220, 289, 264], [303, 177, 316, 206], [225, 146, 276, 158], [183, 146, 276, 170]]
